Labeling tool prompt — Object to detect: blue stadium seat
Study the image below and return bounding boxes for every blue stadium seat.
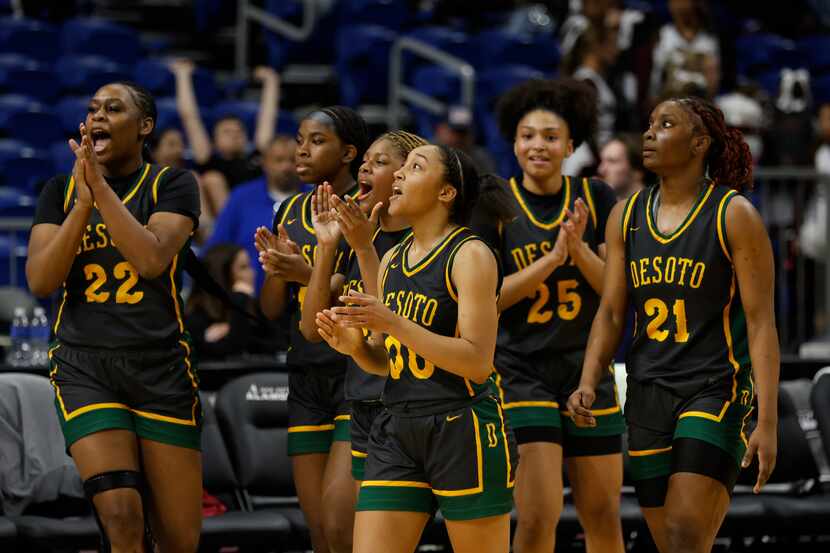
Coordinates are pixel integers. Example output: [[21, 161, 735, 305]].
[[405, 26, 471, 61], [0, 17, 59, 62], [476, 65, 545, 111], [56, 97, 89, 135], [55, 56, 130, 96], [0, 139, 31, 164], [134, 58, 175, 96], [192, 68, 221, 107], [469, 31, 560, 72], [798, 36, 830, 74], [264, 0, 337, 70], [50, 141, 74, 174], [335, 25, 397, 106], [276, 111, 299, 137], [336, 0, 408, 30], [60, 18, 141, 66], [0, 186, 36, 216], [0, 94, 42, 129], [0, 149, 54, 194], [7, 109, 65, 148], [812, 74, 830, 105], [0, 55, 56, 102], [735, 33, 799, 77], [154, 96, 182, 133], [210, 100, 259, 135]]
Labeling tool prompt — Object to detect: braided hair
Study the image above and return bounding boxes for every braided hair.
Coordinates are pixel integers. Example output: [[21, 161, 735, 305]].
[[376, 130, 427, 160], [306, 105, 371, 178], [112, 81, 157, 161], [674, 96, 754, 192]]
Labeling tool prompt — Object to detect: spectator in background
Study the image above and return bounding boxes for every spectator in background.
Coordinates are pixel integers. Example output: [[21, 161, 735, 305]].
[[650, 0, 719, 102], [566, 23, 620, 146], [185, 243, 282, 359], [170, 60, 280, 220], [800, 102, 830, 262], [150, 127, 188, 169], [716, 91, 766, 166], [597, 133, 645, 200], [434, 105, 498, 173], [207, 135, 303, 291]]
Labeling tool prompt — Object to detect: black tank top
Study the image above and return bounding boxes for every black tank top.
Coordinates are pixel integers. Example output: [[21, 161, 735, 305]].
[[380, 227, 498, 411], [54, 164, 191, 349], [623, 183, 750, 396]]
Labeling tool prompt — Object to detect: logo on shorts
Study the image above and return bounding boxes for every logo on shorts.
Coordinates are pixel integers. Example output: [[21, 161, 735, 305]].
[[740, 389, 751, 406], [446, 414, 462, 422], [285, 218, 296, 225], [486, 423, 499, 448], [245, 384, 289, 402], [390, 263, 399, 269]]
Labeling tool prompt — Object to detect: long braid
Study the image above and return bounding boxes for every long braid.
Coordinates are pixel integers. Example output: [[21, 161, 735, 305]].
[[676, 97, 754, 192]]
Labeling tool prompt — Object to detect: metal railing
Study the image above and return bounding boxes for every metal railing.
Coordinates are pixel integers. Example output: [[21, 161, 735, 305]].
[[387, 36, 476, 130], [235, 0, 317, 78], [754, 168, 830, 353]]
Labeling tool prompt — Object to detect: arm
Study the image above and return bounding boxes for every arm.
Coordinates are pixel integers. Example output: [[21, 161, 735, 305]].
[[567, 202, 629, 425], [253, 66, 280, 153], [331, 194, 383, 297], [728, 196, 779, 493], [563, 198, 607, 294], [498, 229, 567, 311], [27, 162, 95, 296], [170, 59, 212, 165], [317, 247, 399, 375], [333, 241, 500, 383]]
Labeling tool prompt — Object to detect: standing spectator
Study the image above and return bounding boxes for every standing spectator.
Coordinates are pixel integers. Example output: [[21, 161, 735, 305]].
[[800, 102, 830, 262], [434, 105, 498, 173], [567, 23, 621, 145], [597, 134, 645, 200], [206, 136, 303, 291], [650, 0, 719, 101], [170, 60, 280, 217]]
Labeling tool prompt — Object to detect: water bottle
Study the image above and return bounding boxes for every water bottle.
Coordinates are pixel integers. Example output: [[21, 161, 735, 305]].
[[7, 307, 31, 367], [30, 307, 50, 368]]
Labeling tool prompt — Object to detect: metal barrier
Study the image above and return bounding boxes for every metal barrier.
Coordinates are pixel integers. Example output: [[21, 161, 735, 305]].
[[387, 36, 476, 130], [235, 0, 317, 78], [755, 168, 830, 353]]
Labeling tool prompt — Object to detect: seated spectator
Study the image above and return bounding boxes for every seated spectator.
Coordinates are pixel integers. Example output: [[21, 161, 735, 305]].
[[597, 133, 645, 200], [185, 244, 283, 360], [434, 105, 497, 173], [170, 60, 280, 219], [566, 22, 621, 145], [650, 0, 719, 102], [150, 127, 188, 169], [206, 136, 304, 291]]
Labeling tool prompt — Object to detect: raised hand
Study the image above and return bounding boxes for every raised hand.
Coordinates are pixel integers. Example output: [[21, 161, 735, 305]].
[[311, 183, 342, 249], [258, 224, 311, 284], [316, 308, 365, 356], [253, 65, 279, 85], [169, 58, 196, 75], [562, 198, 590, 252], [254, 226, 279, 254], [331, 194, 381, 253]]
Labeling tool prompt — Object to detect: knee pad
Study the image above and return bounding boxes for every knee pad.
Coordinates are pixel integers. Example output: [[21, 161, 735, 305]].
[[84, 470, 154, 553]]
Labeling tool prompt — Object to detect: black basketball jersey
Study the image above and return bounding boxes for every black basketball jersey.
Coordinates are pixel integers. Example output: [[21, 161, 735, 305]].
[[342, 226, 410, 402], [380, 227, 496, 409], [51, 164, 196, 349], [274, 191, 348, 372], [496, 176, 604, 368], [623, 183, 750, 395]]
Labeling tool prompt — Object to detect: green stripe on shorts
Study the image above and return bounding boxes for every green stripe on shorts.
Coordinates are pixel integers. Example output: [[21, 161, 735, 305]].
[[287, 426, 334, 456], [502, 403, 561, 429]]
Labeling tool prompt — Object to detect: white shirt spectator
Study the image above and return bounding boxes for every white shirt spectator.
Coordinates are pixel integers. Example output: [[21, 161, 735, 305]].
[[650, 24, 719, 98]]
